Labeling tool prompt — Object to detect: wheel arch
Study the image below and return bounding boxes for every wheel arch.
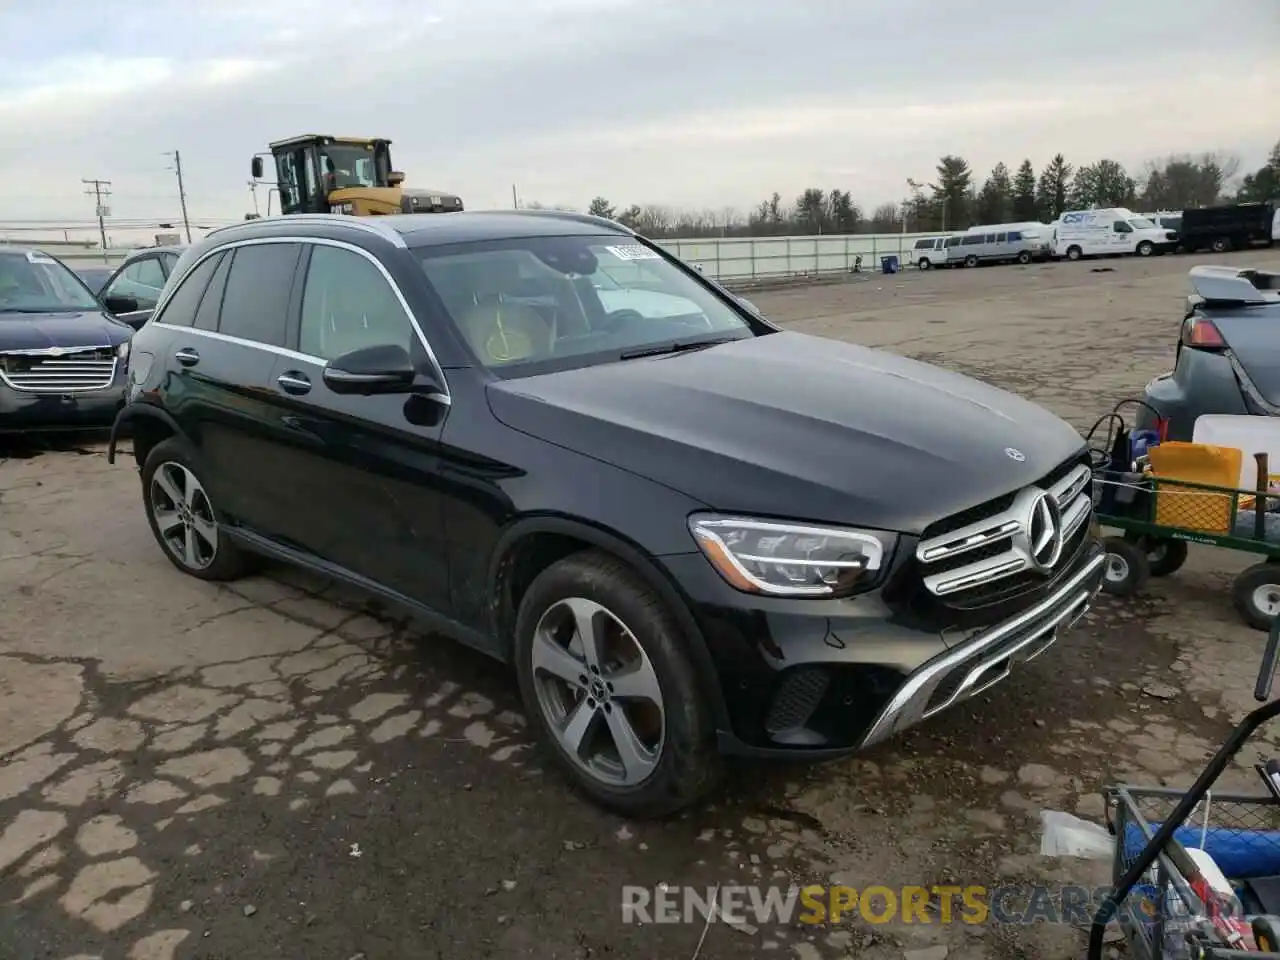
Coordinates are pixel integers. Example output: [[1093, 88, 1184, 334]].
[[108, 404, 187, 469], [487, 514, 731, 731]]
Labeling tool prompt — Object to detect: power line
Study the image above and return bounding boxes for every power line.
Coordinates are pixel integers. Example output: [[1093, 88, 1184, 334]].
[[81, 178, 112, 262]]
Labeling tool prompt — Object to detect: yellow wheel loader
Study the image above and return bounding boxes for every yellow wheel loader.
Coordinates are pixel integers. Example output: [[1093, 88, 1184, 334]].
[[250, 135, 463, 217]]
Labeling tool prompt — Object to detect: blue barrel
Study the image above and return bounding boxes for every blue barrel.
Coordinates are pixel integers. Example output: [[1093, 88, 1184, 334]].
[[880, 255, 900, 274]]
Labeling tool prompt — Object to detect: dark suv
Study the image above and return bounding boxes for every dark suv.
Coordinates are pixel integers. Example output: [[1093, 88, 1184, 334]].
[[109, 212, 1105, 815]]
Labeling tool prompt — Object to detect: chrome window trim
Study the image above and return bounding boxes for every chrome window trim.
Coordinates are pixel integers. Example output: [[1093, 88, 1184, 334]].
[[151, 235, 449, 400], [205, 214, 409, 249]]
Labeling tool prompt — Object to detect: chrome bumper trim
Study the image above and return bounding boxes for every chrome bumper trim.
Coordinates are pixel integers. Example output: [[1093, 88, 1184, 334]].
[[859, 547, 1105, 749]]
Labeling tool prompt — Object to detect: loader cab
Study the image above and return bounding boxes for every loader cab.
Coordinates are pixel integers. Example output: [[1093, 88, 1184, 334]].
[[251, 135, 397, 215]]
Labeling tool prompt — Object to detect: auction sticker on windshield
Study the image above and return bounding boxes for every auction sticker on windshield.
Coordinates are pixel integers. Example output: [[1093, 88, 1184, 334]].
[[26, 251, 55, 263], [606, 245, 661, 261]]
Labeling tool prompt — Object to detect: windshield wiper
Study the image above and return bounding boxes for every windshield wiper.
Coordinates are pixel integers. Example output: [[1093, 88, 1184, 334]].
[[619, 337, 740, 360]]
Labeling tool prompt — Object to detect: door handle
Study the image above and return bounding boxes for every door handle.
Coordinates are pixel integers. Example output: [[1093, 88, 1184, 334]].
[[174, 347, 200, 367], [276, 371, 312, 395]]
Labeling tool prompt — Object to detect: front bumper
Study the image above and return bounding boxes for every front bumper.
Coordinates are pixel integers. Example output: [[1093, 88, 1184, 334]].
[[667, 538, 1106, 759], [857, 543, 1103, 749], [0, 383, 127, 433]]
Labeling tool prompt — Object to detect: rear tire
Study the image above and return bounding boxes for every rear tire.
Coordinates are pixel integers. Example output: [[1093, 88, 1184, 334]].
[[1123, 533, 1188, 577], [1211, 236, 1231, 253], [964, 254, 978, 268], [141, 438, 253, 581], [1232, 562, 1280, 630], [918, 258, 931, 270], [1101, 536, 1149, 597], [1066, 246, 1083, 261], [514, 549, 723, 818]]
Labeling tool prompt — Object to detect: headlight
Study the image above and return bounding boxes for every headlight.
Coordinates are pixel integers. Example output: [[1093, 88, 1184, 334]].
[[688, 514, 895, 597], [115, 340, 130, 360]]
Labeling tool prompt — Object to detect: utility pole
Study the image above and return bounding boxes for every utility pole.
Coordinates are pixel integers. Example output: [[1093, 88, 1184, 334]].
[[82, 178, 112, 262], [512, 184, 518, 209], [165, 150, 192, 243]]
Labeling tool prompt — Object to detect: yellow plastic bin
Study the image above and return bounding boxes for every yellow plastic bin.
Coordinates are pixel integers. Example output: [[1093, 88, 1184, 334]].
[[1148, 442, 1244, 534]]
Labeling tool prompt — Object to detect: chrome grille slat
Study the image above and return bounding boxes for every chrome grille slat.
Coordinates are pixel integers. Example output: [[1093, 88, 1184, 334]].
[[0, 350, 117, 393], [918, 463, 1093, 600]]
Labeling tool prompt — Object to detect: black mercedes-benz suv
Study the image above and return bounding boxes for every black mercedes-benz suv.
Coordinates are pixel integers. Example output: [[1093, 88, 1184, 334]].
[[109, 211, 1105, 816], [1, 247, 134, 432]]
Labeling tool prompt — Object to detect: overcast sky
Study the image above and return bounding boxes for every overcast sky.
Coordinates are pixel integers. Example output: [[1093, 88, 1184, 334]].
[[2, 0, 1277, 226]]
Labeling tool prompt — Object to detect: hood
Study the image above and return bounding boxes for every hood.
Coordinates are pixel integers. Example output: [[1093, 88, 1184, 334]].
[[0, 310, 131, 352], [486, 332, 1085, 535]]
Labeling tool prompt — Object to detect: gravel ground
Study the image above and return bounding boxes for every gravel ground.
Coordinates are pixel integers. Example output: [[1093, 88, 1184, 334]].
[[3, 249, 1279, 960]]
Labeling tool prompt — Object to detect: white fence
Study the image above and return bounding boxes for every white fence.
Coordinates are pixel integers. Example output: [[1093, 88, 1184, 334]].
[[27, 230, 939, 279], [657, 232, 935, 283]]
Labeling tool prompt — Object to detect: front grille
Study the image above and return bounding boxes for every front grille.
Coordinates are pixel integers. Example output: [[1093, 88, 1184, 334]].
[[0, 349, 117, 393], [915, 458, 1093, 606]]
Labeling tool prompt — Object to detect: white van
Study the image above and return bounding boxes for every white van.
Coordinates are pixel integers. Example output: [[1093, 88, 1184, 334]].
[[950, 222, 1052, 267], [1053, 208, 1177, 260], [908, 236, 948, 269]]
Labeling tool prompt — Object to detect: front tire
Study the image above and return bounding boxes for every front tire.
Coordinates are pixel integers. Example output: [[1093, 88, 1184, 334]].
[[1136, 240, 1154, 257], [1101, 536, 1149, 597], [141, 438, 252, 581], [1017, 250, 1032, 264], [514, 550, 722, 817]]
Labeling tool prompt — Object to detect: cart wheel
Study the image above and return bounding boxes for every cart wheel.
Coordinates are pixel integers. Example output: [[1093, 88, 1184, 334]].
[[1123, 533, 1189, 577], [1101, 536, 1150, 596], [1232, 563, 1280, 631]]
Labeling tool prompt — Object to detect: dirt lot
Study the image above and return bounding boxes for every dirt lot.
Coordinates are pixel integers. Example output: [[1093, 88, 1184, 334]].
[[3, 250, 1279, 960]]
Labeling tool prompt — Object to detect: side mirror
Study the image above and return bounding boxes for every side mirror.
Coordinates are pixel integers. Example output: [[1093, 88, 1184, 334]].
[[103, 294, 139, 315], [388, 171, 406, 187], [322, 344, 423, 395], [251, 156, 264, 180]]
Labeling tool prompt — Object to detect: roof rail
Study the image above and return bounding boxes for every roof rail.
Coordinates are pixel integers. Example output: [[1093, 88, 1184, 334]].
[[497, 209, 634, 236], [206, 213, 408, 248], [1188, 265, 1280, 306]]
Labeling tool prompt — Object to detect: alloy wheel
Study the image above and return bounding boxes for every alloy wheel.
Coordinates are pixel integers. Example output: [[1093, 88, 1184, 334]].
[[530, 597, 665, 787], [149, 462, 218, 570]]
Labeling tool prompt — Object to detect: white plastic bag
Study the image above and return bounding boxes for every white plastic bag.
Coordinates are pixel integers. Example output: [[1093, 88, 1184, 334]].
[[1040, 810, 1115, 860]]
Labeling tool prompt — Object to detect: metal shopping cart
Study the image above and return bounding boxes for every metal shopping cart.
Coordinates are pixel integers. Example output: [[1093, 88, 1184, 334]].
[[1087, 620, 1280, 959]]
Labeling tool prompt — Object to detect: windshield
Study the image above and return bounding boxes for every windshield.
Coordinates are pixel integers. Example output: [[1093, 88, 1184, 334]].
[[318, 144, 380, 189], [0, 251, 101, 314], [1128, 217, 1157, 230], [418, 235, 755, 374]]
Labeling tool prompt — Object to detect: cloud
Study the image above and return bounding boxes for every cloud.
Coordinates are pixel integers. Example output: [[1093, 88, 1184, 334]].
[[1, 0, 1277, 227]]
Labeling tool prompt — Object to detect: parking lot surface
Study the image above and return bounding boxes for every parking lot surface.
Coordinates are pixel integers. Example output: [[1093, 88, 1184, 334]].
[[3, 250, 1279, 960]]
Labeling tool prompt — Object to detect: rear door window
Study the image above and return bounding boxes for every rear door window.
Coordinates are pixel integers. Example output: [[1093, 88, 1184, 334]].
[[914, 239, 933, 250], [193, 252, 233, 331], [155, 252, 224, 328], [217, 243, 302, 347]]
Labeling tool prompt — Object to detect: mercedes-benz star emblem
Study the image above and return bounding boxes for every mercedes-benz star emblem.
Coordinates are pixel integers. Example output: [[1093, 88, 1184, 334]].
[[1026, 491, 1064, 572], [1005, 447, 1025, 462]]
